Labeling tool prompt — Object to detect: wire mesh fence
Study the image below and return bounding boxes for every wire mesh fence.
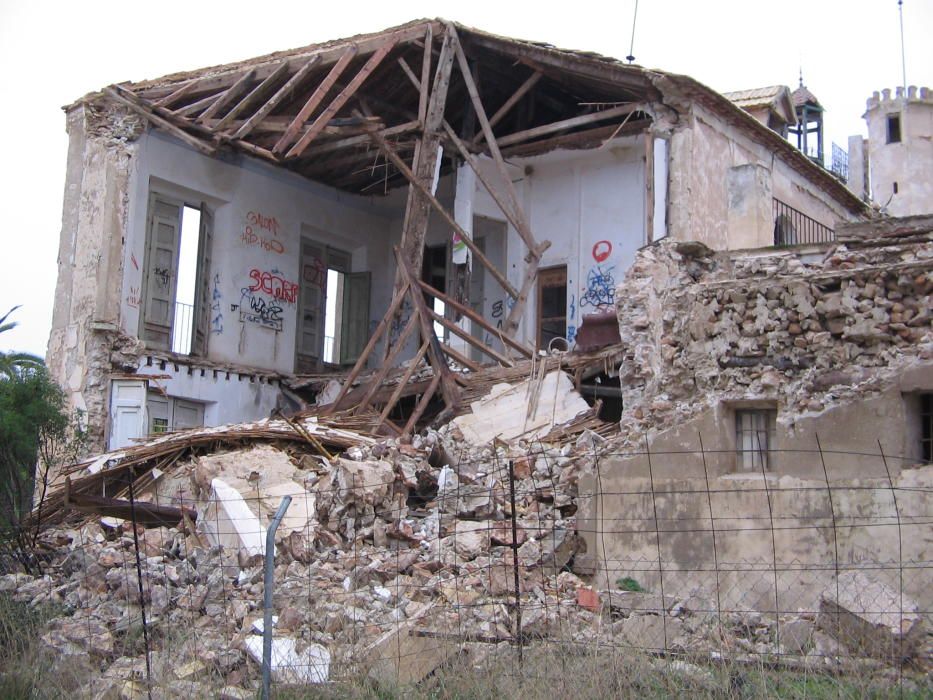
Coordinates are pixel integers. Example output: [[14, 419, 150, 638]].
[[1, 437, 930, 698]]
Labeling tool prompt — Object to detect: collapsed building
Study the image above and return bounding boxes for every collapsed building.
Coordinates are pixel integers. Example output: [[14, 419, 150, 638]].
[[16, 16, 933, 696]]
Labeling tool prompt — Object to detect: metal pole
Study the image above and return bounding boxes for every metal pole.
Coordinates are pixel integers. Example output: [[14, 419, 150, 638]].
[[262, 495, 292, 700], [507, 459, 523, 668]]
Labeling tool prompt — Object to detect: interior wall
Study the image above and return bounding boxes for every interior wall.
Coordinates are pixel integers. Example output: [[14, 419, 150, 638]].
[[121, 130, 397, 375]]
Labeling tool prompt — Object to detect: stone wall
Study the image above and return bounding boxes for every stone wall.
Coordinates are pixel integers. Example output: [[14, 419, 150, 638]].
[[612, 216, 933, 472]]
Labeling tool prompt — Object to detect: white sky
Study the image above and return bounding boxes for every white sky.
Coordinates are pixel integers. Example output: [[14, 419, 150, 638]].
[[0, 0, 930, 357]]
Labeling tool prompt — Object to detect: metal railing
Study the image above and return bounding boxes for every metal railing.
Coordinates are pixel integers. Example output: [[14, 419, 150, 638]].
[[171, 301, 194, 355], [772, 197, 835, 246]]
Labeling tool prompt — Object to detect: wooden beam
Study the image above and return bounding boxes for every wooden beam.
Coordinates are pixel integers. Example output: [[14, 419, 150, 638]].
[[214, 61, 290, 133], [197, 69, 256, 124], [232, 57, 321, 140], [104, 87, 216, 156], [396, 249, 460, 411], [495, 102, 645, 148], [173, 91, 225, 118], [394, 26, 456, 298], [473, 70, 542, 144], [274, 47, 357, 155], [375, 339, 431, 431], [367, 128, 519, 300], [402, 372, 442, 437], [417, 25, 433, 122], [285, 42, 396, 159], [438, 341, 483, 372], [429, 310, 513, 367], [299, 120, 421, 158], [416, 278, 533, 359], [354, 313, 418, 412], [449, 28, 538, 254], [502, 254, 542, 344], [154, 80, 201, 109], [501, 120, 650, 158], [325, 280, 410, 413]]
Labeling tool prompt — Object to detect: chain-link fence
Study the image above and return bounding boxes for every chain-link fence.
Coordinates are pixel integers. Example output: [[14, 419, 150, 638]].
[[1, 436, 930, 698]]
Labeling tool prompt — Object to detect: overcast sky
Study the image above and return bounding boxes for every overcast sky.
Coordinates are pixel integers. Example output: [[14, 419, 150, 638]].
[[1, 0, 929, 357]]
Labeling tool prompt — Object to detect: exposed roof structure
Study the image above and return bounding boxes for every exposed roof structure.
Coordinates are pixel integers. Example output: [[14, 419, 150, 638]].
[[72, 18, 864, 214]]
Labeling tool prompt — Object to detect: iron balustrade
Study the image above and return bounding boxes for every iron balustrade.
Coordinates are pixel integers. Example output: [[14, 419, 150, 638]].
[[171, 301, 194, 355], [772, 198, 835, 246]]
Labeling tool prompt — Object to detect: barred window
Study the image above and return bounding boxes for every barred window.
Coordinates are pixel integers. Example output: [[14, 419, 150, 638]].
[[735, 409, 776, 471]]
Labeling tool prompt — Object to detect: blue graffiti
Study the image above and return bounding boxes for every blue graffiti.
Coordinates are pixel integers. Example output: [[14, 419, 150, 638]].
[[210, 273, 224, 334], [580, 265, 616, 309], [569, 294, 576, 321], [567, 325, 577, 345]]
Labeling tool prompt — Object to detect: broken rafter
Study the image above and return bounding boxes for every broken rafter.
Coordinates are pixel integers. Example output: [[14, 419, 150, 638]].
[[197, 69, 257, 124], [374, 339, 431, 432], [366, 127, 519, 301], [213, 61, 291, 133], [473, 70, 543, 145], [495, 102, 646, 148], [153, 80, 202, 110], [354, 313, 419, 413], [416, 277, 533, 359], [104, 86, 216, 156], [232, 56, 321, 141], [428, 311, 513, 367], [285, 41, 397, 159], [274, 47, 358, 155]]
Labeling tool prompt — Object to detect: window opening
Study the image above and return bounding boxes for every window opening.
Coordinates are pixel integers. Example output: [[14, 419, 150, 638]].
[[324, 268, 345, 364], [537, 266, 568, 350], [421, 244, 448, 342], [886, 114, 901, 144], [735, 408, 776, 471], [921, 393, 932, 463], [171, 206, 202, 354]]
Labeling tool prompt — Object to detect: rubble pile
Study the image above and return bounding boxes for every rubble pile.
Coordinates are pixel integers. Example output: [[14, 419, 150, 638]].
[[615, 224, 933, 442]]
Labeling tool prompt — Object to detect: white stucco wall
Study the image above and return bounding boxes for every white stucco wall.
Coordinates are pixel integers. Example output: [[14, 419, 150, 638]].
[[120, 130, 397, 376]]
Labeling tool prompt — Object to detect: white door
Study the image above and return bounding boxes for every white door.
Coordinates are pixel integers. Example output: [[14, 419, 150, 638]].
[[109, 380, 148, 450]]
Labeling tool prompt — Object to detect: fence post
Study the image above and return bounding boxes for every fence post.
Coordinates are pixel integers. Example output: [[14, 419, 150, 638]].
[[262, 495, 292, 700], [507, 458, 523, 669], [127, 469, 153, 700]]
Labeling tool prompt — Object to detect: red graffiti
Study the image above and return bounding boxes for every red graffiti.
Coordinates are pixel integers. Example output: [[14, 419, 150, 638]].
[[246, 211, 281, 236], [131, 253, 139, 270], [302, 257, 326, 291], [592, 240, 612, 263], [248, 268, 298, 304], [241, 227, 285, 254]]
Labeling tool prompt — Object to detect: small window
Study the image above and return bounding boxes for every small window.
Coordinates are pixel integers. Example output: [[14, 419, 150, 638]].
[[921, 393, 932, 463], [886, 114, 901, 144], [735, 409, 776, 471]]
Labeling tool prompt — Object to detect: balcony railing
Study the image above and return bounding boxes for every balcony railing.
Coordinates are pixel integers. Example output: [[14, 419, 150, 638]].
[[772, 198, 835, 246], [171, 301, 194, 355]]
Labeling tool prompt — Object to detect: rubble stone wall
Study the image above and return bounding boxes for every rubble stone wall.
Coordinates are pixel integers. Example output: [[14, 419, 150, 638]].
[[612, 220, 933, 472], [46, 101, 144, 454], [577, 217, 933, 614]]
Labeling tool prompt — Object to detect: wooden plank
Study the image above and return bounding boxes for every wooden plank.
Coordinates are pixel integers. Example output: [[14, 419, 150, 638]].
[[416, 278, 533, 359], [367, 128, 519, 300], [449, 29, 538, 253], [213, 61, 290, 132], [402, 372, 442, 437], [438, 341, 483, 372], [501, 120, 649, 158], [274, 47, 357, 155], [232, 56, 321, 140], [104, 87, 215, 156], [396, 249, 460, 410], [375, 339, 431, 431], [428, 310, 513, 367], [325, 280, 410, 414], [395, 26, 456, 297], [473, 70, 542, 144], [495, 102, 645, 148], [154, 80, 201, 109], [197, 69, 257, 124], [417, 25, 433, 122], [299, 119, 420, 158], [174, 91, 225, 118], [285, 41, 396, 159], [355, 313, 418, 412], [502, 254, 542, 341]]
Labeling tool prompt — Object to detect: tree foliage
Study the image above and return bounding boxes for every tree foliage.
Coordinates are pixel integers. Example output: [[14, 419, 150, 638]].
[[0, 308, 83, 540]]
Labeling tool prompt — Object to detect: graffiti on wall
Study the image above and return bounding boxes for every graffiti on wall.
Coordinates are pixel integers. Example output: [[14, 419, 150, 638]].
[[126, 286, 141, 309], [240, 210, 285, 255], [248, 268, 299, 305], [210, 273, 224, 335], [233, 288, 284, 331], [302, 257, 326, 291], [592, 240, 612, 263], [580, 264, 616, 309]]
